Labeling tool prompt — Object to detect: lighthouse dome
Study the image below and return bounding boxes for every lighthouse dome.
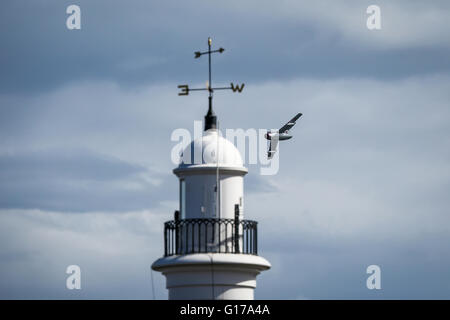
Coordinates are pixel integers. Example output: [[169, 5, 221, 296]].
[[178, 129, 244, 168]]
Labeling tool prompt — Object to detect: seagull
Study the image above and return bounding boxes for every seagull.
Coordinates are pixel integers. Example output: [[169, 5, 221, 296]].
[[264, 113, 302, 159]]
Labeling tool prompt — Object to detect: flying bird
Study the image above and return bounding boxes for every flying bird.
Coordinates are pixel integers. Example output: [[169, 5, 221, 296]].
[[264, 113, 302, 159]]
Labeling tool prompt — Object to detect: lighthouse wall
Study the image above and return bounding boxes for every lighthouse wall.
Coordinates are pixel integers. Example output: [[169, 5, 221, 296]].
[[181, 173, 244, 219], [152, 253, 271, 300]]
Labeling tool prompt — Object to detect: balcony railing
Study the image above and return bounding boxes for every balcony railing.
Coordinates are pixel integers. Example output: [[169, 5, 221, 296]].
[[164, 218, 258, 256]]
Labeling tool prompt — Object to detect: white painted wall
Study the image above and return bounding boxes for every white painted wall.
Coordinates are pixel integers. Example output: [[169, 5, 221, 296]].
[[179, 173, 245, 219], [152, 254, 271, 300]]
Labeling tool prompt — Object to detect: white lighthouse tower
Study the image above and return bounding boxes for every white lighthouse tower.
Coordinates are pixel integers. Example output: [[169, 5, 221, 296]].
[[151, 38, 270, 300]]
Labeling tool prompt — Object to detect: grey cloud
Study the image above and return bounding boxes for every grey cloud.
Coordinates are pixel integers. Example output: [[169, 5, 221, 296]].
[[0, 147, 272, 213], [2, 0, 450, 94], [0, 210, 168, 299], [0, 149, 175, 212], [245, 173, 278, 194], [1, 207, 448, 299], [256, 239, 450, 299]]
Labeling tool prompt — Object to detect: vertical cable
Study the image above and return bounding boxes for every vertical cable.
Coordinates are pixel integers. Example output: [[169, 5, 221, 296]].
[[208, 253, 215, 300], [216, 120, 220, 219], [150, 268, 156, 300]]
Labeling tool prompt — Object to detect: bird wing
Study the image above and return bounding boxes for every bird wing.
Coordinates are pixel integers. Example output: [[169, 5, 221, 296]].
[[279, 113, 302, 134], [267, 138, 279, 159]]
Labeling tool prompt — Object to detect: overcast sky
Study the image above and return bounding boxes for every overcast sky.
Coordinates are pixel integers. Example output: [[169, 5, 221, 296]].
[[1, 0, 450, 299]]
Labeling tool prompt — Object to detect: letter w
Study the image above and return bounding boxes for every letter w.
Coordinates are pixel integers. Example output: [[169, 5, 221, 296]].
[[231, 83, 245, 92]]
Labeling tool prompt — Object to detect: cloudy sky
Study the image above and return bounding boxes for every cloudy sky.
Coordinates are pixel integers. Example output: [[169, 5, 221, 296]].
[[1, 0, 450, 299]]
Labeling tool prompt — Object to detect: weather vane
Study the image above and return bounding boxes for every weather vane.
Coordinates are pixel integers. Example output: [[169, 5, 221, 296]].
[[178, 37, 245, 131]]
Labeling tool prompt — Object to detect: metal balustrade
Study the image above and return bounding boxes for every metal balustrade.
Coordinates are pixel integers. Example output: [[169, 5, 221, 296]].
[[163, 218, 258, 256]]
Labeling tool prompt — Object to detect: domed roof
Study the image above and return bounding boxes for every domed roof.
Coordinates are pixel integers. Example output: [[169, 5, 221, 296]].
[[178, 129, 244, 169]]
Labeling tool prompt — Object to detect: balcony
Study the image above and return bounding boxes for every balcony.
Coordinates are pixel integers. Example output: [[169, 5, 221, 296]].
[[163, 218, 258, 256]]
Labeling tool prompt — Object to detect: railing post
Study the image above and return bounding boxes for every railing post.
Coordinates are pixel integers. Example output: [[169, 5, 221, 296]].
[[254, 222, 258, 255], [234, 204, 240, 253], [174, 210, 180, 254], [164, 222, 168, 256]]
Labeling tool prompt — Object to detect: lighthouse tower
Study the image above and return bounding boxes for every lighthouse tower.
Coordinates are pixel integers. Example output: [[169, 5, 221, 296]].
[[151, 38, 270, 300]]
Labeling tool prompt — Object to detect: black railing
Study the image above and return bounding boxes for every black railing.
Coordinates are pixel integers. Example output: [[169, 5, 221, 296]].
[[164, 218, 258, 256]]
